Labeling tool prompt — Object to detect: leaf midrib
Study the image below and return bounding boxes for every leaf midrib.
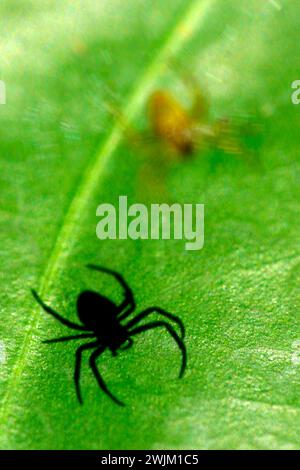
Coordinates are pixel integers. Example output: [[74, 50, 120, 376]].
[[0, 0, 217, 429]]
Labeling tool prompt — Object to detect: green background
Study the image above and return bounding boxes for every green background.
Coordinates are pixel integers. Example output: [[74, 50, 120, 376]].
[[0, 0, 299, 449]]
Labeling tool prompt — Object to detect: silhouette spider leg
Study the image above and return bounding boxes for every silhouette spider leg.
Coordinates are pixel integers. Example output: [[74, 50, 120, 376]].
[[119, 337, 133, 350], [118, 302, 135, 321], [89, 347, 125, 407], [86, 265, 135, 319], [130, 321, 187, 378], [86, 265, 131, 294], [74, 341, 98, 404], [126, 307, 185, 339], [43, 333, 95, 344], [31, 289, 86, 331]]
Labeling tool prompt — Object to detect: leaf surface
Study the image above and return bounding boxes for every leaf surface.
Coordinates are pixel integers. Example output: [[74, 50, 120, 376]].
[[0, 0, 299, 449]]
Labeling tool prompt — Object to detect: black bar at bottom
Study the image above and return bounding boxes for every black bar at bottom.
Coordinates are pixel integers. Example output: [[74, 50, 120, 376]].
[[0, 450, 298, 466]]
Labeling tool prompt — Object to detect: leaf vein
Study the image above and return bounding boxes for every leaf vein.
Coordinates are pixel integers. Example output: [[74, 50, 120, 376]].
[[0, 0, 217, 426]]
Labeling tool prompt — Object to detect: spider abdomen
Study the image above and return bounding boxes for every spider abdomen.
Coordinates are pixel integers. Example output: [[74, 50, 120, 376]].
[[77, 290, 118, 329], [33, 264, 186, 406]]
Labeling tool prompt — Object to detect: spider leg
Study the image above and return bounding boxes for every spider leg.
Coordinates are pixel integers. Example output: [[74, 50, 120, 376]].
[[74, 341, 99, 405], [119, 337, 134, 351], [125, 307, 185, 339], [86, 265, 135, 319], [89, 347, 125, 407], [104, 100, 149, 151], [166, 59, 209, 120], [43, 333, 95, 344], [130, 321, 187, 378], [118, 303, 135, 321], [31, 289, 86, 331]]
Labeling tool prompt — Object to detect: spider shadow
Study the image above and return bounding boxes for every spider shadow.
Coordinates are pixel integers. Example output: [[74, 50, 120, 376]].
[[31, 264, 187, 406]]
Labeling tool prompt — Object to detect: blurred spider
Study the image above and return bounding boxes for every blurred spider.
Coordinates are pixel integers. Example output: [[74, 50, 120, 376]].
[[109, 73, 247, 160], [31, 265, 186, 406]]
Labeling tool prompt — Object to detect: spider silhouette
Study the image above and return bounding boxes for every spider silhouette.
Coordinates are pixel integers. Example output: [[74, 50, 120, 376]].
[[31, 265, 186, 406]]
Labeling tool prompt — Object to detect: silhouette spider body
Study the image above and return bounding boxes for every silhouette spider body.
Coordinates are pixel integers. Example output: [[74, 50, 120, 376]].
[[31, 265, 186, 406], [77, 290, 129, 353]]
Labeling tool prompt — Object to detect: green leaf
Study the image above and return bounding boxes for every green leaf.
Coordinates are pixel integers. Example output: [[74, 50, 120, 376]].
[[0, 0, 299, 450]]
